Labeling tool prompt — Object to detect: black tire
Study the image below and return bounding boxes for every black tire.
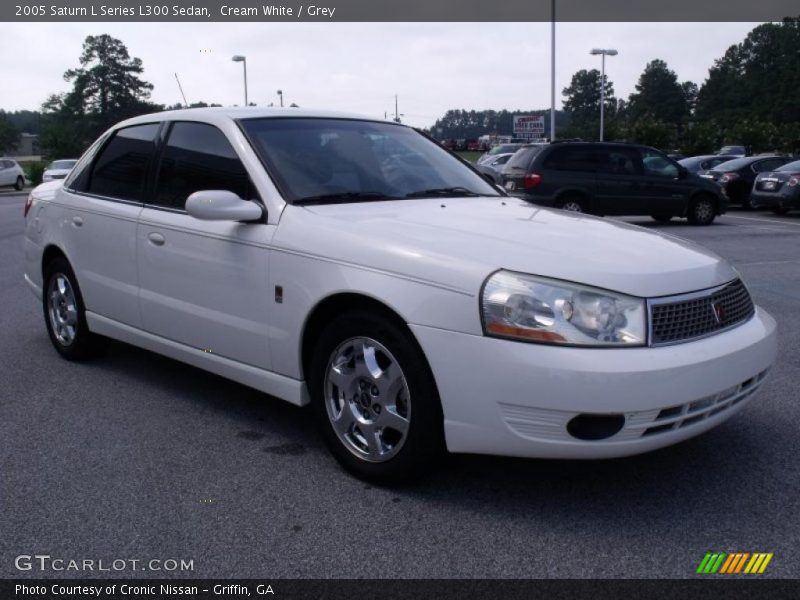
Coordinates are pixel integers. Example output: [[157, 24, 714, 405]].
[[14, 176, 24, 191], [651, 215, 673, 223], [557, 195, 586, 213], [744, 194, 759, 210], [309, 310, 445, 483], [771, 207, 790, 215], [43, 257, 105, 360], [687, 196, 716, 226]]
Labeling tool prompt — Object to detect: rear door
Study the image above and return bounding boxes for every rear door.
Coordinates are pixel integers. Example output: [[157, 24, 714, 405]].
[[594, 146, 642, 215], [57, 123, 158, 327], [136, 120, 275, 369]]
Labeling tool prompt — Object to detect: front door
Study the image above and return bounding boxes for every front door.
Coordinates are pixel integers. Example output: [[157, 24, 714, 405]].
[[136, 121, 275, 370]]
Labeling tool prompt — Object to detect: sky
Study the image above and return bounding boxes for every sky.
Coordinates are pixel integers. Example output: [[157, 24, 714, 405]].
[[0, 22, 760, 128]]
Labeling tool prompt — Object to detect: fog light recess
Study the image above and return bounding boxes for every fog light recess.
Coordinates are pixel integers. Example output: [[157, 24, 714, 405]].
[[566, 414, 625, 441]]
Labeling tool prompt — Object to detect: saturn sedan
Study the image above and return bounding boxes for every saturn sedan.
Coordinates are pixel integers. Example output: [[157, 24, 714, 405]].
[[23, 108, 777, 481]]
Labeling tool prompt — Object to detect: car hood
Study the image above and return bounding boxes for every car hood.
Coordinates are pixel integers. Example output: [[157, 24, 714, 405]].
[[275, 197, 737, 298]]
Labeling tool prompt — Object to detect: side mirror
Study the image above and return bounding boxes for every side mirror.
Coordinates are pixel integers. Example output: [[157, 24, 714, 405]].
[[185, 190, 263, 222]]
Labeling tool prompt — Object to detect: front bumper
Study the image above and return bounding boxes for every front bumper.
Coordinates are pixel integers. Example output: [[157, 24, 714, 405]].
[[411, 306, 777, 459]]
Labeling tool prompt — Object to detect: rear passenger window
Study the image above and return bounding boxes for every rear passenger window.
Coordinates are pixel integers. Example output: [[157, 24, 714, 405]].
[[87, 124, 159, 201], [154, 122, 253, 209], [543, 147, 601, 172], [506, 147, 541, 172], [754, 159, 786, 172], [603, 149, 641, 175]]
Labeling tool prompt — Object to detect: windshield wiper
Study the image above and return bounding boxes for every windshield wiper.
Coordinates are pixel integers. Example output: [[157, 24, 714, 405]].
[[404, 186, 483, 198], [294, 191, 400, 205]]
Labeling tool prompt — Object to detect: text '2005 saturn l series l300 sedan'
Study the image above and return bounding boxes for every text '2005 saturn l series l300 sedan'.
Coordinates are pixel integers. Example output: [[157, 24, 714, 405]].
[[23, 108, 777, 481]]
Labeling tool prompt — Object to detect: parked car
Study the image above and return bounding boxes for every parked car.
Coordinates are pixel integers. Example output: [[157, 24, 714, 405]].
[[42, 159, 79, 182], [749, 159, 800, 214], [0, 158, 26, 190], [700, 155, 794, 209], [501, 142, 726, 225], [24, 108, 776, 481], [475, 153, 514, 183], [466, 140, 481, 152], [476, 143, 526, 165], [715, 145, 747, 157], [678, 155, 733, 174]]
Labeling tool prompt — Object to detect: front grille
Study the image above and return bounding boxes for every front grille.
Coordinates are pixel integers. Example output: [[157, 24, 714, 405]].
[[650, 279, 754, 345]]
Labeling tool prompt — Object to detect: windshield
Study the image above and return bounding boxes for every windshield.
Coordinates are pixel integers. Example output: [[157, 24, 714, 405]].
[[718, 146, 745, 155], [488, 144, 519, 156], [240, 118, 499, 204], [777, 160, 800, 172], [48, 160, 77, 170]]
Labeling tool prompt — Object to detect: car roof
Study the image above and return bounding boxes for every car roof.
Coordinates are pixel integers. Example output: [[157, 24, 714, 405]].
[[114, 107, 400, 131]]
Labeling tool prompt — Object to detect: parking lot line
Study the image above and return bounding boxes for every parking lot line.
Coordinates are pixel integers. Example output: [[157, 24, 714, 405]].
[[724, 214, 800, 229]]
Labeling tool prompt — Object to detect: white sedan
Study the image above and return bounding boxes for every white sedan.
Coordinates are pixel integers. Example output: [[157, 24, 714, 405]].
[[0, 158, 26, 190], [23, 108, 777, 481], [42, 159, 78, 182]]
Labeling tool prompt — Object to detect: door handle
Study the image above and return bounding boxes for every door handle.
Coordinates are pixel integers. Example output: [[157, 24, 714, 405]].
[[71, 216, 83, 227], [147, 232, 166, 246]]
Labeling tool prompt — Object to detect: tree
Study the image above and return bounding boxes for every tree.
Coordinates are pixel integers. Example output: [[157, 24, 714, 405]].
[[561, 69, 616, 139], [0, 111, 21, 154], [696, 18, 800, 126], [627, 59, 691, 126], [40, 34, 158, 157]]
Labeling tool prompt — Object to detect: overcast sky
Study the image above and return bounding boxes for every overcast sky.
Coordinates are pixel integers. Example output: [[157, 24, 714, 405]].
[[0, 22, 759, 128]]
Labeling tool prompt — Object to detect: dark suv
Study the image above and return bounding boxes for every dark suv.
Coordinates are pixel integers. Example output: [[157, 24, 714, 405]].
[[500, 142, 726, 225]]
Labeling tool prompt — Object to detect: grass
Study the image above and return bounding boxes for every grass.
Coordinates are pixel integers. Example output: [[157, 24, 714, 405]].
[[456, 151, 483, 164]]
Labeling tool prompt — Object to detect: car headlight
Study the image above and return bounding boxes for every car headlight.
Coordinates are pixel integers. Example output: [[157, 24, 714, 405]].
[[481, 270, 646, 346]]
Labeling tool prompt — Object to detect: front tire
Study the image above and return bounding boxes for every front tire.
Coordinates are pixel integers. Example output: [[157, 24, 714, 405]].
[[43, 258, 104, 360], [309, 311, 444, 483], [771, 206, 790, 215], [687, 196, 716, 225]]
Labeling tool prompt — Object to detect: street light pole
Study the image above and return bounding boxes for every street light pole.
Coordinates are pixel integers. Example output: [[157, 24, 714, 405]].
[[232, 55, 248, 106], [277, 90, 283, 107], [590, 48, 618, 141]]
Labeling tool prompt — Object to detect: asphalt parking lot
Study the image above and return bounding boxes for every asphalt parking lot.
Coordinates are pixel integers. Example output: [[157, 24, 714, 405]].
[[1, 190, 798, 579]]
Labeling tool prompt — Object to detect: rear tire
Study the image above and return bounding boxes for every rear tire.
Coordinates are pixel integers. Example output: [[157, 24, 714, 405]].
[[687, 196, 716, 226], [771, 207, 790, 215], [14, 176, 24, 191], [43, 257, 105, 360], [309, 310, 445, 483], [558, 195, 585, 213]]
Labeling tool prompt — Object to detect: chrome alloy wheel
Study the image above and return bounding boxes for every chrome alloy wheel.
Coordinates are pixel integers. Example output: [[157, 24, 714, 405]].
[[47, 273, 78, 346], [324, 337, 411, 463], [561, 200, 583, 212]]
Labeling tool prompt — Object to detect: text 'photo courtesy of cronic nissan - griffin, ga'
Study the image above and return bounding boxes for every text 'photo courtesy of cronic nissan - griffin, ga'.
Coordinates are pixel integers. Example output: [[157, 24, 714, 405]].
[[23, 108, 777, 482]]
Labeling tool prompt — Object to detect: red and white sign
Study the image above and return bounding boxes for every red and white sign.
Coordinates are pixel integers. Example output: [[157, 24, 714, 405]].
[[513, 115, 545, 139]]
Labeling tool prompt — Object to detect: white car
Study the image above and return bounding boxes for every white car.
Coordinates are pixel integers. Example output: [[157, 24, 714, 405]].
[[23, 108, 777, 481], [42, 159, 78, 182], [0, 158, 26, 190]]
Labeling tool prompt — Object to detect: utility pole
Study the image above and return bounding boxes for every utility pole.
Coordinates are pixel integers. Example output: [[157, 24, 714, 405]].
[[550, 0, 556, 141], [174, 73, 188, 107]]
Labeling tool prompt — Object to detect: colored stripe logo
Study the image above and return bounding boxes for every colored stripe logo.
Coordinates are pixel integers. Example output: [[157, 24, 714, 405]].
[[696, 552, 773, 574]]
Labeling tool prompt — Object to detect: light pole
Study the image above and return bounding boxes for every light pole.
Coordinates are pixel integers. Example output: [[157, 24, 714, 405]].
[[590, 48, 617, 141], [232, 55, 248, 106], [277, 89, 283, 107], [550, 0, 556, 141]]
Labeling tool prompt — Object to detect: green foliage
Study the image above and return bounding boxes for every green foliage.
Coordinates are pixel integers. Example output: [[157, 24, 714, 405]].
[[0, 111, 21, 154], [561, 69, 616, 140], [680, 121, 724, 155], [625, 115, 676, 150], [40, 34, 160, 157], [696, 18, 800, 126], [24, 161, 46, 186], [627, 59, 691, 126]]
